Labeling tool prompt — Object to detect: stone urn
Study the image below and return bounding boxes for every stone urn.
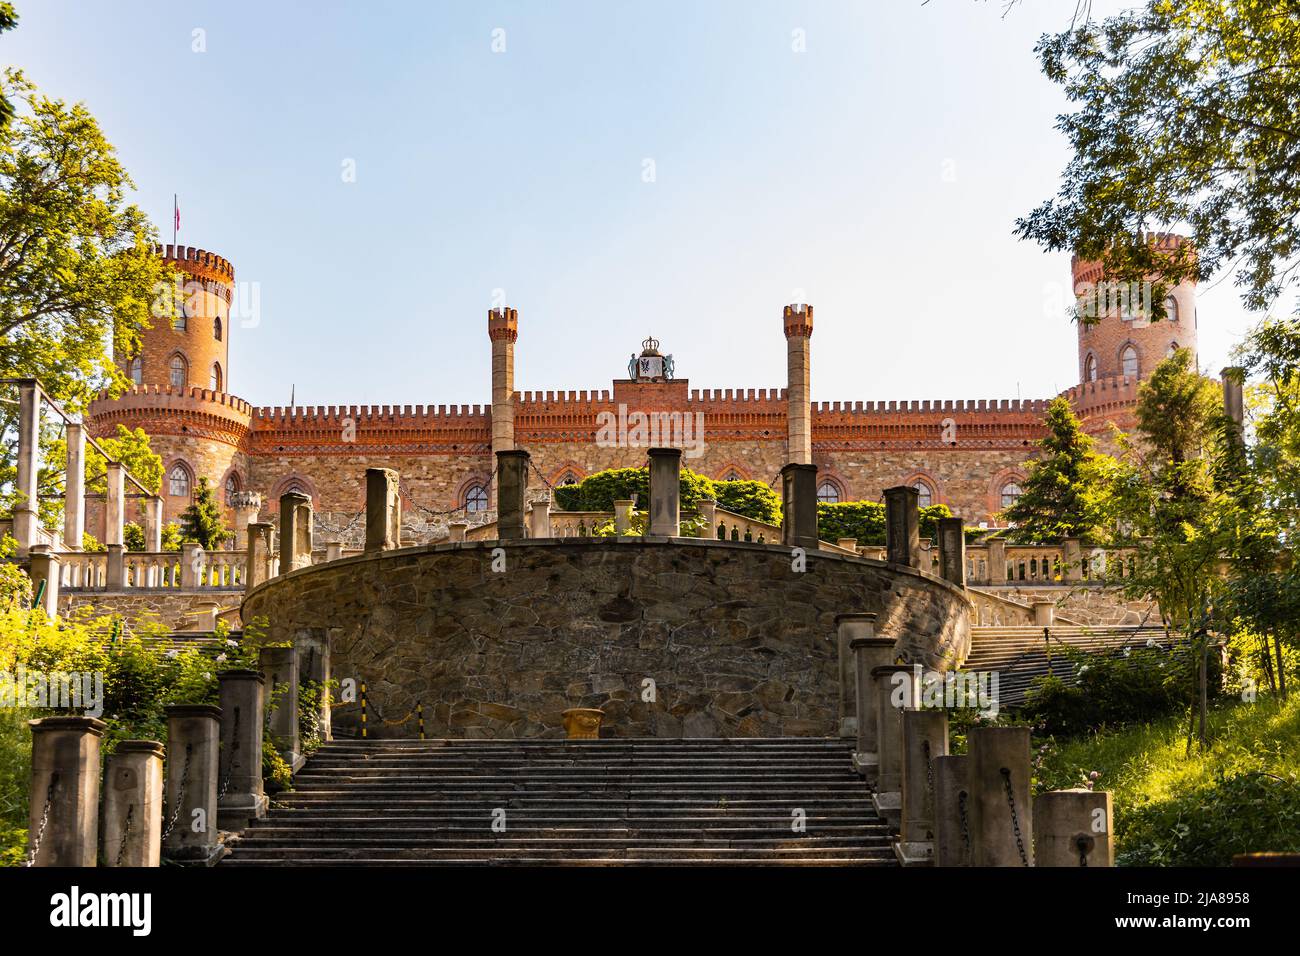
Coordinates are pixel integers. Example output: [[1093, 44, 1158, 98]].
[[562, 708, 605, 740]]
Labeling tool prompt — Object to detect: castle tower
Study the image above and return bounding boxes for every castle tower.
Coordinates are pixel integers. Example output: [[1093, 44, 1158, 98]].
[[121, 244, 235, 393], [488, 307, 518, 456], [1072, 233, 1198, 386], [783, 304, 813, 464]]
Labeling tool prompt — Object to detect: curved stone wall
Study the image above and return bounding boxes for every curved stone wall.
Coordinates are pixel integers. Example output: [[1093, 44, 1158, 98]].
[[242, 538, 971, 739]]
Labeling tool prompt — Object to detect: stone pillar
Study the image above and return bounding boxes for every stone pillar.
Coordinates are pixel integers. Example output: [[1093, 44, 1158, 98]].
[[163, 704, 222, 863], [279, 491, 313, 572], [529, 498, 551, 538], [870, 664, 917, 827], [834, 612, 878, 738], [988, 537, 1007, 584], [780, 462, 818, 550], [102, 740, 164, 867], [104, 461, 125, 547], [142, 495, 164, 552], [365, 467, 402, 552], [897, 709, 949, 865], [495, 449, 530, 540], [933, 755, 972, 867], [325, 541, 343, 562], [63, 422, 86, 550], [180, 541, 202, 588], [12, 379, 40, 553], [26, 545, 60, 616], [782, 304, 813, 465], [648, 447, 682, 537], [229, 491, 263, 550], [848, 629, 896, 780], [1033, 600, 1055, 627], [968, 725, 1033, 867], [1062, 538, 1083, 583], [217, 670, 267, 830], [1033, 789, 1113, 867], [106, 543, 125, 589], [698, 498, 716, 531], [1222, 366, 1244, 432], [488, 307, 518, 458], [297, 628, 332, 743], [613, 499, 634, 535], [837, 537, 858, 553], [260, 645, 302, 772], [884, 485, 920, 568], [26, 716, 105, 867], [246, 522, 274, 587], [937, 517, 966, 587], [448, 522, 468, 543]]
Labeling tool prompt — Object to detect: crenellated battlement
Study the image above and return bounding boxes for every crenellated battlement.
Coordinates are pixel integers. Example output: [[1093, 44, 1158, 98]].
[[91, 384, 254, 417], [153, 243, 236, 284], [783, 303, 813, 339], [1060, 374, 1140, 412], [253, 403, 489, 423]]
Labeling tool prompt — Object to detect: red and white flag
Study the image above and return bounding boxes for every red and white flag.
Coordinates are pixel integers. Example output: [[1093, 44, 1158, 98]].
[[173, 195, 181, 233]]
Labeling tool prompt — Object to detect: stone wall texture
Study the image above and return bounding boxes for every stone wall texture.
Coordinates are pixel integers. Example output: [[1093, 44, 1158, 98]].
[[242, 538, 971, 740]]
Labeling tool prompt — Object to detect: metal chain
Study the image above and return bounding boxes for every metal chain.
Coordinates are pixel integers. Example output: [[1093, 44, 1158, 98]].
[[162, 744, 192, 840], [115, 804, 134, 867], [957, 789, 971, 856], [23, 777, 57, 867], [218, 708, 240, 799], [1077, 835, 1091, 867], [409, 465, 499, 520], [923, 740, 934, 796], [1001, 767, 1030, 866]]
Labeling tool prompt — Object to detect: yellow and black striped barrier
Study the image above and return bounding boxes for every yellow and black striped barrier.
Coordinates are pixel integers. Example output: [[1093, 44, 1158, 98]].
[[360, 681, 368, 739]]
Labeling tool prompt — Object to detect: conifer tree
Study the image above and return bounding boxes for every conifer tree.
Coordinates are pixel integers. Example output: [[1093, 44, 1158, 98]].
[[178, 477, 231, 551]]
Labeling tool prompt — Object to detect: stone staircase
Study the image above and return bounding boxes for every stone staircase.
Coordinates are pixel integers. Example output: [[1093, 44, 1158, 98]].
[[222, 737, 895, 866]]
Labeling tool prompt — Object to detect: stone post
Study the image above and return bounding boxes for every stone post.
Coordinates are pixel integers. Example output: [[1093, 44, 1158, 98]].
[[142, 495, 164, 553], [260, 645, 302, 772], [783, 303, 813, 465], [1062, 538, 1083, 583], [933, 755, 971, 867], [1033, 600, 1055, 627], [871, 664, 917, 827], [365, 467, 402, 552], [448, 522, 468, 543], [488, 307, 518, 460], [495, 449, 530, 540], [229, 491, 263, 550], [647, 447, 682, 537], [163, 704, 222, 863], [279, 491, 313, 572], [1033, 789, 1113, 867], [884, 485, 920, 568], [26, 545, 61, 617], [297, 628, 333, 743], [325, 541, 343, 562], [968, 725, 1033, 867], [106, 543, 125, 589], [12, 379, 40, 553], [529, 498, 551, 538], [63, 422, 86, 550], [217, 670, 267, 830], [837, 538, 858, 553], [987, 537, 1007, 584], [102, 740, 165, 867], [834, 612, 878, 738], [104, 461, 125, 547], [246, 522, 274, 587], [26, 716, 105, 867], [897, 708, 949, 865], [698, 498, 716, 532], [848, 629, 896, 780], [180, 541, 202, 588], [613, 499, 634, 535], [937, 517, 966, 587], [780, 462, 818, 550]]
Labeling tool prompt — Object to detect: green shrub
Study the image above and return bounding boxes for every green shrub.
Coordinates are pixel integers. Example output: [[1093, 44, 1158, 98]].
[[815, 501, 956, 545], [554, 466, 779, 524], [712, 480, 781, 524]]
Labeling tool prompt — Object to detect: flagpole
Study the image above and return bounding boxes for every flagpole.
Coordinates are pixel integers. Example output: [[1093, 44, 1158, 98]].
[[172, 193, 177, 248]]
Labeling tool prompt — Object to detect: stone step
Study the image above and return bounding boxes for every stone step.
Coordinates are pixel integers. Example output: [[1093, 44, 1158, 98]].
[[233, 832, 890, 847], [225, 844, 893, 860], [220, 856, 894, 867], [246, 817, 888, 830]]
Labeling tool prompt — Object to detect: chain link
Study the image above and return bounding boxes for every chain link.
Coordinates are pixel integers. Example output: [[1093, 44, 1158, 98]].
[[115, 804, 134, 867], [957, 789, 971, 856], [1001, 767, 1030, 866], [1077, 835, 1091, 867], [218, 708, 240, 799], [23, 776, 57, 867], [409, 465, 499, 520], [162, 744, 192, 840], [923, 740, 934, 798]]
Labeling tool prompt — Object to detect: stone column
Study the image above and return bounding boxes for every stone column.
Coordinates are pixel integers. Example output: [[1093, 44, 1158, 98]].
[[12, 379, 40, 553], [163, 704, 222, 863], [495, 449, 530, 540], [106, 543, 125, 589], [180, 541, 202, 588], [698, 498, 716, 532], [142, 495, 164, 553], [1062, 538, 1083, 583], [613, 499, 634, 535], [1033, 600, 1055, 627], [260, 645, 302, 772], [933, 755, 971, 867], [1033, 789, 1113, 867], [246, 522, 274, 587], [365, 467, 402, 552], [102, 740, 164, 867], [26, 716, 105, 867], [937, 517, 966, 587], [988, 537, 1007, 584], [529, 498, 551, 538], [324, 541, 343, 562], [1222, 366, 1244, 432], [488, 307, 518, 457], [63, 422, 86, 550], [229, 491, 263, 550], [448, 522, 468, 543], [104, 461, 125, 547], [848, 629, 896, 780], [297, 628, 332, 743], [780, 462, 818, 550], [648, 447, 682, 537], [870, 664, 917, 827], [279, 491, 313, 572], [782, 304, 813, 465], [968, 725, 1034, 867], [884, 485, 920, 568], [897, 709, 949, 865], [217, 670, 267, 830], [834, 612, 877, 738], [26, 545, 60, 617]]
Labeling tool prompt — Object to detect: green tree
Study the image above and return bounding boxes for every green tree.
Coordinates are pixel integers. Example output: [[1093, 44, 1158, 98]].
[[0, 6, 17, 128], [1002, 396, 1115, 543], [178, 477, 230, 551]]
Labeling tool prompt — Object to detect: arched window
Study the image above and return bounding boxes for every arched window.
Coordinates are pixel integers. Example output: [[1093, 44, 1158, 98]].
[[214, 316, 223, 341], [169, 353, 187, 388], [224, 473, 240, 504], [1165, 295, 1179, 323], [1167, 341, 1179, 358], [281, 479, 309, 498], [721, 469, 742, 482], [1120, 345, 1139, 379], [557, 472, 579, 486], [175, 303, 187, 332], [129, 356, 143, 385], [913, 480, 933, 509], [464, 484, 489, 512], [1000, 482, 1023, 510], [816, 480, 840, 504], [168, 464, 192, 498], [210, 362, 222, 392], [1084, 354, 1097, 382]]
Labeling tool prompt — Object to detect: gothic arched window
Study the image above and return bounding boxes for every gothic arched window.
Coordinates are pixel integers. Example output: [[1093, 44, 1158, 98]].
[[224, 473, 240, 504], [1000, 482, 1023, 510], [168, 464, 192, 498], [464, 484, 489, 512], [129, 356, 143, 385], [816, 480, 841, 504], [1120, 345, 1139, 379], [169, 353, 188, 388], [1084, 354, 1097, 382], [1165, 295, 1179, 323], [913, 480, 934, 509], [210, 362, 222, 392], [214, 316, 223, 341]]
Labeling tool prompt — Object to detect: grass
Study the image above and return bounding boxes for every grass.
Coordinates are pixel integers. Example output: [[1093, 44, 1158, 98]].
[[1035, 693, 1300, 865]]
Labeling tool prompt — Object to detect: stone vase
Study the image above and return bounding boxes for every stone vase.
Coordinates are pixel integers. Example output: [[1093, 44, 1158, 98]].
[[562, 708, 605, 740]]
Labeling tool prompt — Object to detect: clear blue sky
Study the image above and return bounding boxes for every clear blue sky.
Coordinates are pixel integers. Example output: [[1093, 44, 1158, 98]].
[[11, 0, 1254, 408]]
